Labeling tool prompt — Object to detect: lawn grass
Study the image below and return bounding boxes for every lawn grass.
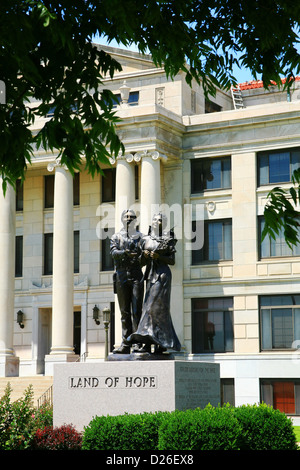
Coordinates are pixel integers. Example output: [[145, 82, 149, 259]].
[[294, 426, 300, 443]]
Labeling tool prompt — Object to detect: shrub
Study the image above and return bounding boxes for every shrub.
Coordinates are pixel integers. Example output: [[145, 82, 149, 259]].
[[82, 412, 168, 450], [32, 401, 53, 431], [233, 403, 298, 450], [158, 404, 243, 450], [0, 383, 37, 450], [0, 382, 53, 450], [32, 424, 82, 450]]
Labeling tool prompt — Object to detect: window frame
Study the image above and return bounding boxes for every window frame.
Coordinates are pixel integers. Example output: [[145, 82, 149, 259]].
[[192, 218, 232, 264], [191, 156, 231, 194], [260, 379, 300, 415], [258, 216, 300, 259], [257, 147, 300, 186], [259, 295, 300, 351], [192, 297, 234, 353]]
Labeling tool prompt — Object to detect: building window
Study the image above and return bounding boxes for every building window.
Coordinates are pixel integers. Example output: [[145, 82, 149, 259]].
[[44, 233, 53, 275], [192, 219, 232, 264], [205, 99, 222, 113], [101, 227, 114, 271], [221, 379, 235, 406], [260, 295, 300, 350], [74, 231, 80, 273], [44, 231, 80, 275], [102, 168, 116, 203], [16, 179, 23, 211], [73, 172, 80, 206], [15, 235, 23, 277], [259, 217, 300, 258], [192, 298, 234, 353], [258, 147, 300, 186], [191, 157, 231, 193], [44, 175, 54, 209], [112, 91, 139, 107], [261, 379, 300, 415]]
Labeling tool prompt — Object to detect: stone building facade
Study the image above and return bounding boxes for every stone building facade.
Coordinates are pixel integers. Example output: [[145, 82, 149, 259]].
[[1, 45, 300, 421]]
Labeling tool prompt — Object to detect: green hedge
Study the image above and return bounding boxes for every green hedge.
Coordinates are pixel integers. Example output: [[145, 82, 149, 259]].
[[233, 403, 298, 450], [82, 411, 168, 450], [82, 404, 298, 451]]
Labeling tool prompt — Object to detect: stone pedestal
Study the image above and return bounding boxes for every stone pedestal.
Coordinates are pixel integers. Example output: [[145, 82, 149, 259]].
[[53, 360, 220, 431]]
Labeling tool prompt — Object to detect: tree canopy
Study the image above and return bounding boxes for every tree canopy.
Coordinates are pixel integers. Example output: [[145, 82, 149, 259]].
[[1, 0, 300, 190]]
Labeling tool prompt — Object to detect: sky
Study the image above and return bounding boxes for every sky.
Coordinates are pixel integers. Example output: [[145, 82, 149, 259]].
[[93, 35, 256, 85]]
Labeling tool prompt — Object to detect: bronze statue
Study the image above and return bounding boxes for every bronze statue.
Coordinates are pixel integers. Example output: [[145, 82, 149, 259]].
[[110, 209, 144, 354], [128, 213, 181, 354]]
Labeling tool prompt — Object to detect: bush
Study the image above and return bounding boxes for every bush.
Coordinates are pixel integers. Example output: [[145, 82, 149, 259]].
[[0, 382, 53, 450], [233, 403, 298, 450], [158, 404, 243, 450], [82, 412, 168, 450], [82, 404, 298, 451], [32, 424, 82, 450]]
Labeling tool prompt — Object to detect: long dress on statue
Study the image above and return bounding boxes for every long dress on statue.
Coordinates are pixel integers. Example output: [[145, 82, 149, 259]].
[[128, 232, 181, 352]]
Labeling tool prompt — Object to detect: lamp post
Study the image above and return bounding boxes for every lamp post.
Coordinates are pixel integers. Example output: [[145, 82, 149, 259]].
[[102, 307, 111, 360]]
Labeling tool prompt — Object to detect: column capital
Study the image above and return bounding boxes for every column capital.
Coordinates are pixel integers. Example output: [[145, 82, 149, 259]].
[[135, 150, 167, 162], [47, 159, 68, 172], [110, 150, 167, 165]]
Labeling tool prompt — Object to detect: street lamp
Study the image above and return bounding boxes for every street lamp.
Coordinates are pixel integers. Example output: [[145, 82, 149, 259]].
[[102, 307, 111, 360]]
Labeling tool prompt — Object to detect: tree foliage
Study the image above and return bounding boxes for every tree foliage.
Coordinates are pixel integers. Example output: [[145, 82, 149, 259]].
[[262, 170, 300, 247], [1, 0, 300, 189]]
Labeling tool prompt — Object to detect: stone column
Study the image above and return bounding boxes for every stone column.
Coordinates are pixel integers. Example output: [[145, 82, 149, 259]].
[[139, 150, 162, 234], [0, 179, 19, 376], [45, 163, 76, 373], [114, 155, 136, 232], [113, 155, 136, 347]]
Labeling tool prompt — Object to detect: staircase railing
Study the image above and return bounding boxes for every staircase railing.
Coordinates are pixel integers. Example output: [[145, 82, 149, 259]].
[[37, 385, 53, 409]]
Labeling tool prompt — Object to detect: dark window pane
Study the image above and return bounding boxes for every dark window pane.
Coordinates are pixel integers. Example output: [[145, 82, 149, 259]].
[[221, 379, 235, 406], [15, 235, 23, 277], [44, 233, 53, 275], [101, 228, 114, 271], [73, 311, 81, 355], [102, 169, 116, 202], [74, 231, 80, 273], [73, 172, 80, 206], [16, 179, 23, 211], [44, 175, 54, 208]]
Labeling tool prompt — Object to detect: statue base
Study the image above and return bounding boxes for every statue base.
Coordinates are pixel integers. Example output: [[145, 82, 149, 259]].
[[53, 360, 220, 432], [107, 351, 175, 361]]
